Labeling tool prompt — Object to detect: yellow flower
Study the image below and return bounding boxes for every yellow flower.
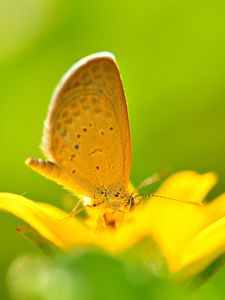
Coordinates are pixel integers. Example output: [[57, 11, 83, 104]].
[[1, 171, 225, 280]]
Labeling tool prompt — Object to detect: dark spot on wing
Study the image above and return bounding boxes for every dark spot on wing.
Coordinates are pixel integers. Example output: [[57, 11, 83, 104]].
[[89, 148, 103, 156]]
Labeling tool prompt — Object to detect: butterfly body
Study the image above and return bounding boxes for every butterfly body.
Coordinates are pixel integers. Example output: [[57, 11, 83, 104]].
[[26, 52, 132, 214]]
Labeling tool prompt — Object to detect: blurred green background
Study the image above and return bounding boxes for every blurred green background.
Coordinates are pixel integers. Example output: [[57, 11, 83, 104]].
[[1, 0, 225, 299]]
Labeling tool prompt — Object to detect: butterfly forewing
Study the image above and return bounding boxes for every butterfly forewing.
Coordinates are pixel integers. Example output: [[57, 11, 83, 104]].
[[42, 52, 131, 196]]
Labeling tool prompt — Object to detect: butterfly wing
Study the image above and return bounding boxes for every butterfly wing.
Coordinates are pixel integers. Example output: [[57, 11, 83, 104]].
[[42, 52, 131, 196]]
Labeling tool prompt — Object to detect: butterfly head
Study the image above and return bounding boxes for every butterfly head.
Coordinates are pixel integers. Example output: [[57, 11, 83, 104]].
[[91, 187, 132, 212]]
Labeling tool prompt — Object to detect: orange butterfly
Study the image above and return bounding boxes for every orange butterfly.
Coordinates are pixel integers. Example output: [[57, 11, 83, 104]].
[[26, 52, 133, 213]]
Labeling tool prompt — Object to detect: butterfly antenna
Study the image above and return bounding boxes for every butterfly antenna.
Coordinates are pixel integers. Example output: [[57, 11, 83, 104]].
[[129, 171, 166, 208], [134, 193, 203, 207]]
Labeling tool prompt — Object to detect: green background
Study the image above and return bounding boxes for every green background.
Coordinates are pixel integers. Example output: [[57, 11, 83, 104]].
[[0, 0, 225, 299]]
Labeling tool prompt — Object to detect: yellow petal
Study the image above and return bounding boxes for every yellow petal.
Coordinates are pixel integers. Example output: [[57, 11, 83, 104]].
[[173, 192, 225, 277], [1, 171, 224, 281], [0, 193, 94, 251], [206, 192, 225, 222], [178, 216, 225, 279], [134, 171, 218, 271], [156, 171, 217, 203]]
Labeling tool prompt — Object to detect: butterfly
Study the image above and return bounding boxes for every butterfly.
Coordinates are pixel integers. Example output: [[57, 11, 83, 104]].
[[26, 52, 133, 213]]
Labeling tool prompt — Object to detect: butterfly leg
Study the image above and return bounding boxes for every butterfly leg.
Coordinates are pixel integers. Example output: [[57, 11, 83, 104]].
[[69, 198, 84, 217], [136, 169, 170, 191], [60, 198, 85, 223]]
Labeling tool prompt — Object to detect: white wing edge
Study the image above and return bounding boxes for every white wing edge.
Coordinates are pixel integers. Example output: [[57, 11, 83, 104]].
[[52, 51, 115, 105]]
